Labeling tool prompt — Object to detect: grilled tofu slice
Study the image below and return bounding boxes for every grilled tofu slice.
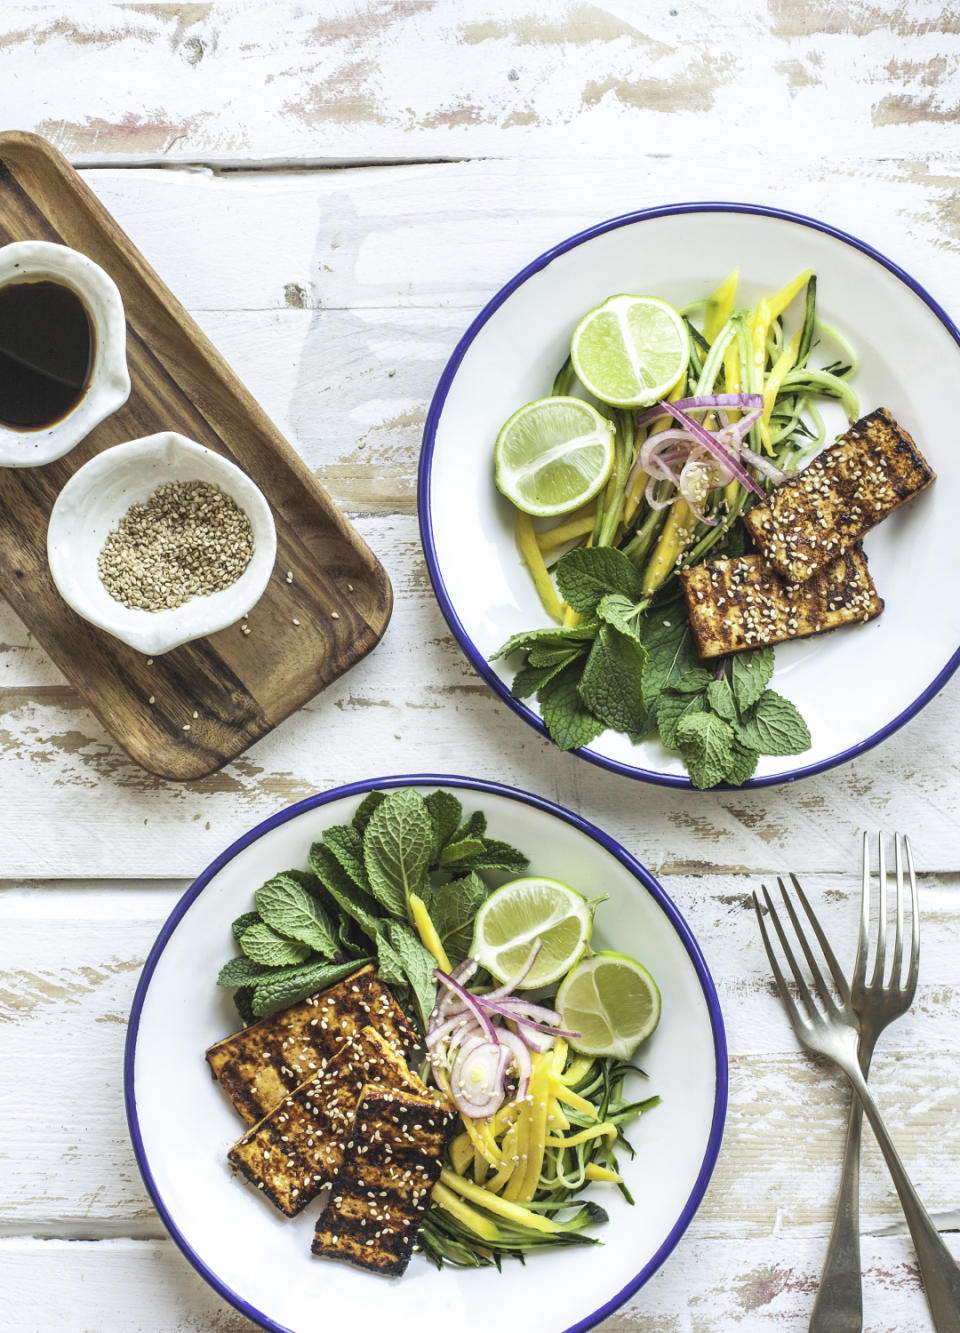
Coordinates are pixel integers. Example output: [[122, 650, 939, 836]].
[[680, 548, 883, 658], [745, 407, 935, 582], [312, 1083, 456, 1277], [227, 1027, 427, 1217], [206, 965, 418, 1125]]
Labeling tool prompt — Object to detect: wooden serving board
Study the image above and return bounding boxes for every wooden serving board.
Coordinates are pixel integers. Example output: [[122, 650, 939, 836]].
[[0, 132, 392, 781]]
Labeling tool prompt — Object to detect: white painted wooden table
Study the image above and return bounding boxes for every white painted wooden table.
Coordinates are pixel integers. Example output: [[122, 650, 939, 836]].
[[1, 4, 959, 1329]]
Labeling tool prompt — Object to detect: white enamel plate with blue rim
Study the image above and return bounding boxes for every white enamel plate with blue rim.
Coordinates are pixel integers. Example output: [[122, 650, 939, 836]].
[[125, 775, 726, 1333], [419, 204, 960, 788]]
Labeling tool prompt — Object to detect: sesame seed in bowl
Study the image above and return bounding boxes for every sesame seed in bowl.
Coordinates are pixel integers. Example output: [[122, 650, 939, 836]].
[[47, 431, 277, 655]]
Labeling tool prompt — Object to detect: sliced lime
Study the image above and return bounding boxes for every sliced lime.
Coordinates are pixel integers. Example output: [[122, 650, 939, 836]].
[[494, 396, 615, 518], [471, 876, 594, 988], [556, 951, 661, 1058], [570, 294, 689, 407]]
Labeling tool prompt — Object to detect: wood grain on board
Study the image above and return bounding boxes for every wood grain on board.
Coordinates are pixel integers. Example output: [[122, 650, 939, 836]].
[[0, 132, 391, 780]]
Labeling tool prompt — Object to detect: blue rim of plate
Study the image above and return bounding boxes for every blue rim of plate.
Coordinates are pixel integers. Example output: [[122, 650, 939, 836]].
[[418, 201, 960, 789], [124, 773, 728, 1333]]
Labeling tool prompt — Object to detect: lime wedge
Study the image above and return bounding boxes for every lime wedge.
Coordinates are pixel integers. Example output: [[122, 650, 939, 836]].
[[494, 396, 615, 518], [471, 876, 594, 988], [556, 951, 661, 1058], [570, 294, 689, 407]]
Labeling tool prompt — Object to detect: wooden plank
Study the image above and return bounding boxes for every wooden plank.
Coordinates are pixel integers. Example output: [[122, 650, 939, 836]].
[[1, 1233, 956, 1332], [0, 134, 392, 780], [0, 1, 958, 165], [2, 876, 958, 1233]]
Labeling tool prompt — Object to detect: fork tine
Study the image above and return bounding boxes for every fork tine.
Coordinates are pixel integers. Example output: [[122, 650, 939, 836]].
[[776, 876, 838, 1013], [892, 834, 905, 983], [903, 834, 920, 999], [853, 830, 871, 989], [753, 889, 805, 1030], [760, 884, 819, 1019], [870, 833, 888, 988], [788, 873, 852, 1004]]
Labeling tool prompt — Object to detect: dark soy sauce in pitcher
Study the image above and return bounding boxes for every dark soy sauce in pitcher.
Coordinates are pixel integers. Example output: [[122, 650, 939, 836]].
[[0, 280, 94, 429]]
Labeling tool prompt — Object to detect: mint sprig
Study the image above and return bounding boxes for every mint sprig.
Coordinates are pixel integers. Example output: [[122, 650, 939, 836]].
[[216, 788, 530, 1027]]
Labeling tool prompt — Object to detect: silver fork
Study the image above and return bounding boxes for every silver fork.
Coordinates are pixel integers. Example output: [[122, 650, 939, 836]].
[[810, 835, 920, 1332], [753, 862, 960, 1333]]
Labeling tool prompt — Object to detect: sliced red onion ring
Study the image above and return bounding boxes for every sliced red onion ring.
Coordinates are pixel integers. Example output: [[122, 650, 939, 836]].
[[659, 402, 766, 498], [483, 939, 543, 1000], [740, 443, 786, 485], [434, 969, 497, 1043], [496, 1027, 533, 1099], [450, 1037, 505, 1118], [636, 392, 763, 428]]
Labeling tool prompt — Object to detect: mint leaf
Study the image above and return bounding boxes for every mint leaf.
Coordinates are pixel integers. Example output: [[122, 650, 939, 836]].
[[217, 955, 277, 987], [231, 910, 260, 943], [251, 957, 371, 1019], [439, 837, 486, 867], [675, 711, 735, 789], [596, 593, 646, 644], [579, 625, 647, 736], [527, 643, 581, 668], [238, 922, 311, 967], [731, 648, 774, 712], [310, 840, 382, 941], [352, 790, 386, 836], [323, 824, 371, 895], [429, 871, 489, 965], [454, 810, 487, 842], [511, 659, 569, 700], [640, 614, 700, 726], [737, 690, 812, 756], [657, 681, 710, 749], [385, 920, 438, 1030], [425, 790, 462, 859], [255, 874, 339, 957], [724, 738, 760, 786], [234, 986, 257, 1025], [538, 662, 605, 751], [454, 838, 529, 875], [670, 668, 715, 695], [364, 788, 435, 917], [706, 677, 737, 722], [556, 547, 645, 613], [491, 624, 597, 661], [375, 931, 409, 988]]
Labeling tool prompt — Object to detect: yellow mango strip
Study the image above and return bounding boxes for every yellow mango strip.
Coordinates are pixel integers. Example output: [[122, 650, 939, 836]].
[[642, 498, 696, 595], [484, 1119, 521, 1194], [544, 1122, 618, 1150], [765, 268, 814, 324], [557, 1054, 594, 1086], [552, 1082, 597, 1118], [536, 513, 596, 554], [473, 1149, 488, 1185], [561, 603, 580, 628], [516, 511, 564, 622], [514, 1052, 553, 1203], [493, 1103, 518, 1135], [449, 1131, 473, 1177], [502, 1098, 531, 1201], [762, 328, 802, 427], [408, 892, 450, 972], [461, 1114, 502, 1169], [432, 1181, 503, 1243], [439, 1168, 564, 1234], [547, 1094, 570, 1134], [704, 268, 739, 343], [551, 1038, 569, 1073], [584, 1162, 623, 1184]]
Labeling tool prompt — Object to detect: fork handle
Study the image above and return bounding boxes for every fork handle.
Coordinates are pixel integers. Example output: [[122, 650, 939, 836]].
[[844, 1061, 960, 1332], [808, 1040, 876, 1332]]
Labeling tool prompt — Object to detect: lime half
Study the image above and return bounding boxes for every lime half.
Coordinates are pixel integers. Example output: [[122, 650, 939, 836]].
[[471, 876, 594, 988], [570, 294, 689, 407], [556, 951, 661, 1058], [494, 396, 615, 518]]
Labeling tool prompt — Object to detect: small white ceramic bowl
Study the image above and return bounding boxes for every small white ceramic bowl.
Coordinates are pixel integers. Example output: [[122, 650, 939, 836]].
[[0, 239, 131, 466], [47, 432, 277, 655]]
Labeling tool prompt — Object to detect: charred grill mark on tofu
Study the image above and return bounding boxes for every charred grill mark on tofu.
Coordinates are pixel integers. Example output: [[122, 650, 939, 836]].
[[680, 548, 884, 658], [744, 407, 935, 583], [227, 1028, 428, 1217], [205, 966, 418, 1125], [312, 1084, 456, 1277]]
